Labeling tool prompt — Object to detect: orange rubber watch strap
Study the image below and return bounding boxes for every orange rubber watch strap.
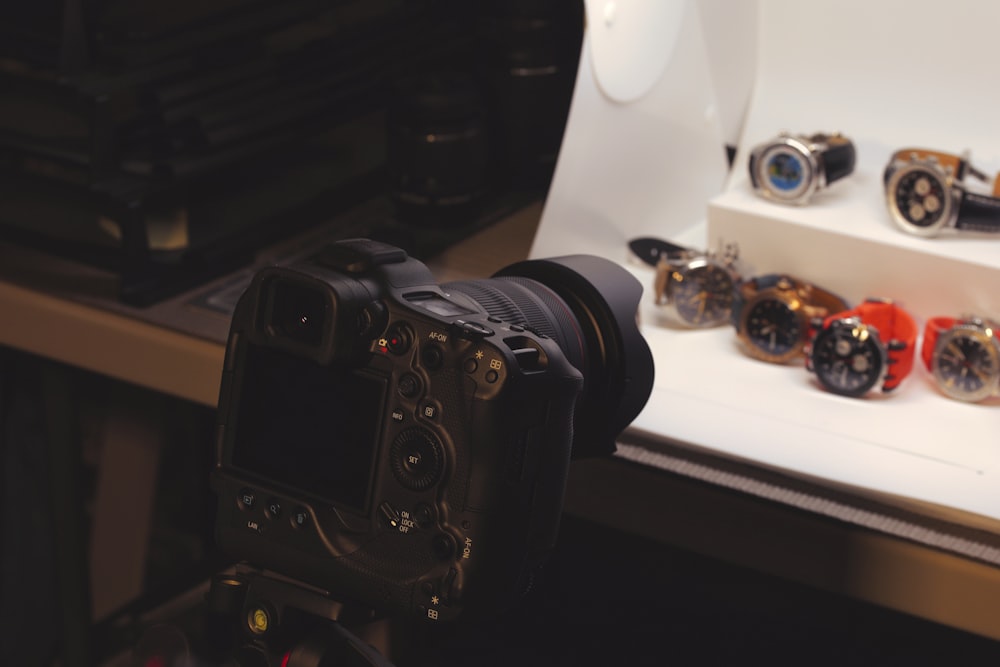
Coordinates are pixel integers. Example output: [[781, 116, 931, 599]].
[[921, 316, 957, 371]]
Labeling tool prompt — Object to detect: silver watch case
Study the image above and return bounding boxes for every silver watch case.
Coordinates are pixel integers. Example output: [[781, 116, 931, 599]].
[[884, 155, 960, 237], [653, 247, 741, 328], [930, 316, 1000, 402], [749, 133, 828, 205]]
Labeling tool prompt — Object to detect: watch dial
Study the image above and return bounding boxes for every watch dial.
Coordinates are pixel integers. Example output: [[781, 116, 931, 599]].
[[758, 145, 812, 201], [810, 323, 883, 397], [892, 167, 948, 229], [744, 298, 802, 361], [671, 264, 735, 327], [932, 329, 1000, 402]]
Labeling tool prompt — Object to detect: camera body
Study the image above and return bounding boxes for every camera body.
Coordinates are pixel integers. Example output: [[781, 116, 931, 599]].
[[212, 239, 587, 623]]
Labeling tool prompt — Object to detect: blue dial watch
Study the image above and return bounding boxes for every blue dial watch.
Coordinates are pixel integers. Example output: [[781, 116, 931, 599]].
[[748, 132, 856, 205]]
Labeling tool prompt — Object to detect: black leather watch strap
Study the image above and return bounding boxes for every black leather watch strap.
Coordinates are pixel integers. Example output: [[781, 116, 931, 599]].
[[956, 191, 1000, 233], [628, 237, 691, 267], [821, 136, 856, 186]]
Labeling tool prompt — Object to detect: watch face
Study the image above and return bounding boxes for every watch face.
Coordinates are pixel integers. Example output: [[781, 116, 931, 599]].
[[931, 327, 1000, 402], [810, 321, 884, 397], [742, 297, 803, 362], [755, 142, 815, 203], [886, 163, 953, 236], [670, 263, 735, 327]]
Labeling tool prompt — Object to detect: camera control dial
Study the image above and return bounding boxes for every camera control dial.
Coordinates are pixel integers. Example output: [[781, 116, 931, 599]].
[[390, 427, 444, 491]]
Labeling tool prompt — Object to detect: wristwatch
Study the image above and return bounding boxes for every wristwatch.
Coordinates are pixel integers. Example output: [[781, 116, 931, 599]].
[[748, 132, 856, 205], [628, 237, 741, 328], [883, 148, 1000, 237], [805, 298, 917, 397], [921, 315, 1000, 402], [733, 274, 849, 364]]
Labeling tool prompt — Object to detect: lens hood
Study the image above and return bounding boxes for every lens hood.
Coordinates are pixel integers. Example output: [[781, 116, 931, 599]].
[[494, 255, 654, 458]]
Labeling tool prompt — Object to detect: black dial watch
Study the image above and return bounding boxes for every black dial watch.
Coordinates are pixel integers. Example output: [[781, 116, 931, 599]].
[[748, 132, 856, 205], [884, 148, 1000, 237], [733, 274, 849, 364], [805, 299, 917, 398], [629, 237, 741, 328], [921, 315, 1000, 402]]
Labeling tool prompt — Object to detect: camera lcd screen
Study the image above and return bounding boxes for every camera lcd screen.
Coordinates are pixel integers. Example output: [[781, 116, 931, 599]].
[[405, 292, 476, 318], [230, 345, 385, 512]]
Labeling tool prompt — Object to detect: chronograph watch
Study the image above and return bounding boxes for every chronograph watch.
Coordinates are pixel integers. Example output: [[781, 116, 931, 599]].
[[629, 237, 741, 328], [733, 274, 849, 364], [884, 148, 1000, 237], [805, 299, 917, 398], [921, 315, 1000, 402], [748, 131, 856, 205]]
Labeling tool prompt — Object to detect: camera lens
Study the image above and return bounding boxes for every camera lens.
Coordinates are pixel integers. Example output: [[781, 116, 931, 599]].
[[265, 279, 329, 347], [444, 255, 654, 458]]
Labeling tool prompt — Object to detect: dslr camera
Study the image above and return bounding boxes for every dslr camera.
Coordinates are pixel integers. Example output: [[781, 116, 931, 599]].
[[212, 239, 653, 626]]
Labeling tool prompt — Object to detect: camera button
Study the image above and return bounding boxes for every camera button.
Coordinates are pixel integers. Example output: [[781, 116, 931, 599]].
[[420, 401, 439, 421], [290, 508, 310, 530], [413, 503, 435, 528], [385, 323, 413, 354], [391, 428, 444, 491], [265, 499, 282, 519], [463, 358, 478, 373], [421, 344, 444, 370], [485, 370, 499, 383], [432, 534, 456, 561], [398, 373, 421, 398], [238, 489, 256, 511]]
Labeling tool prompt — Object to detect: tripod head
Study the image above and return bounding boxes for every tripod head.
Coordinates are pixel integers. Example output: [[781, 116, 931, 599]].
[[204, 568, 397, 667]]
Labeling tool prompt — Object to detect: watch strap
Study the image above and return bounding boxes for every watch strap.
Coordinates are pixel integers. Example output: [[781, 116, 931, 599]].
[[830, 300, 917, 391], [921, 316, 957, 371], [628, 237, 691, 268], [955, 191, 1000, 233], [814, 133, 856, 186], [888, 148, 968, 180]]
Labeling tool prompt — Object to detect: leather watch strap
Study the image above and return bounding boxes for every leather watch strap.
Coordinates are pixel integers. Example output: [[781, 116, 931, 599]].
[[815, 134, 856, 185], [888, 148, 968, 179], [628, 237, 691, 267], [956, 192, 1000, 232]]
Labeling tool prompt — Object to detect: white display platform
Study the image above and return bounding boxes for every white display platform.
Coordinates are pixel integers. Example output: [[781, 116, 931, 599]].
[[534, 0, 1000, 532], [708, 138, 1000, 319]]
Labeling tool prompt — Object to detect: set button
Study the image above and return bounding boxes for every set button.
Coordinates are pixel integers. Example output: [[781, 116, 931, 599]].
[[390, 428, 444, 491]]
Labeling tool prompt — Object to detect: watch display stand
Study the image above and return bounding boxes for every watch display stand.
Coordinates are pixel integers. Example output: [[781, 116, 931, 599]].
[[707, 143, 1000, 319], [693, 0, 1000, 527], [532, 0, 1000, 530]]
